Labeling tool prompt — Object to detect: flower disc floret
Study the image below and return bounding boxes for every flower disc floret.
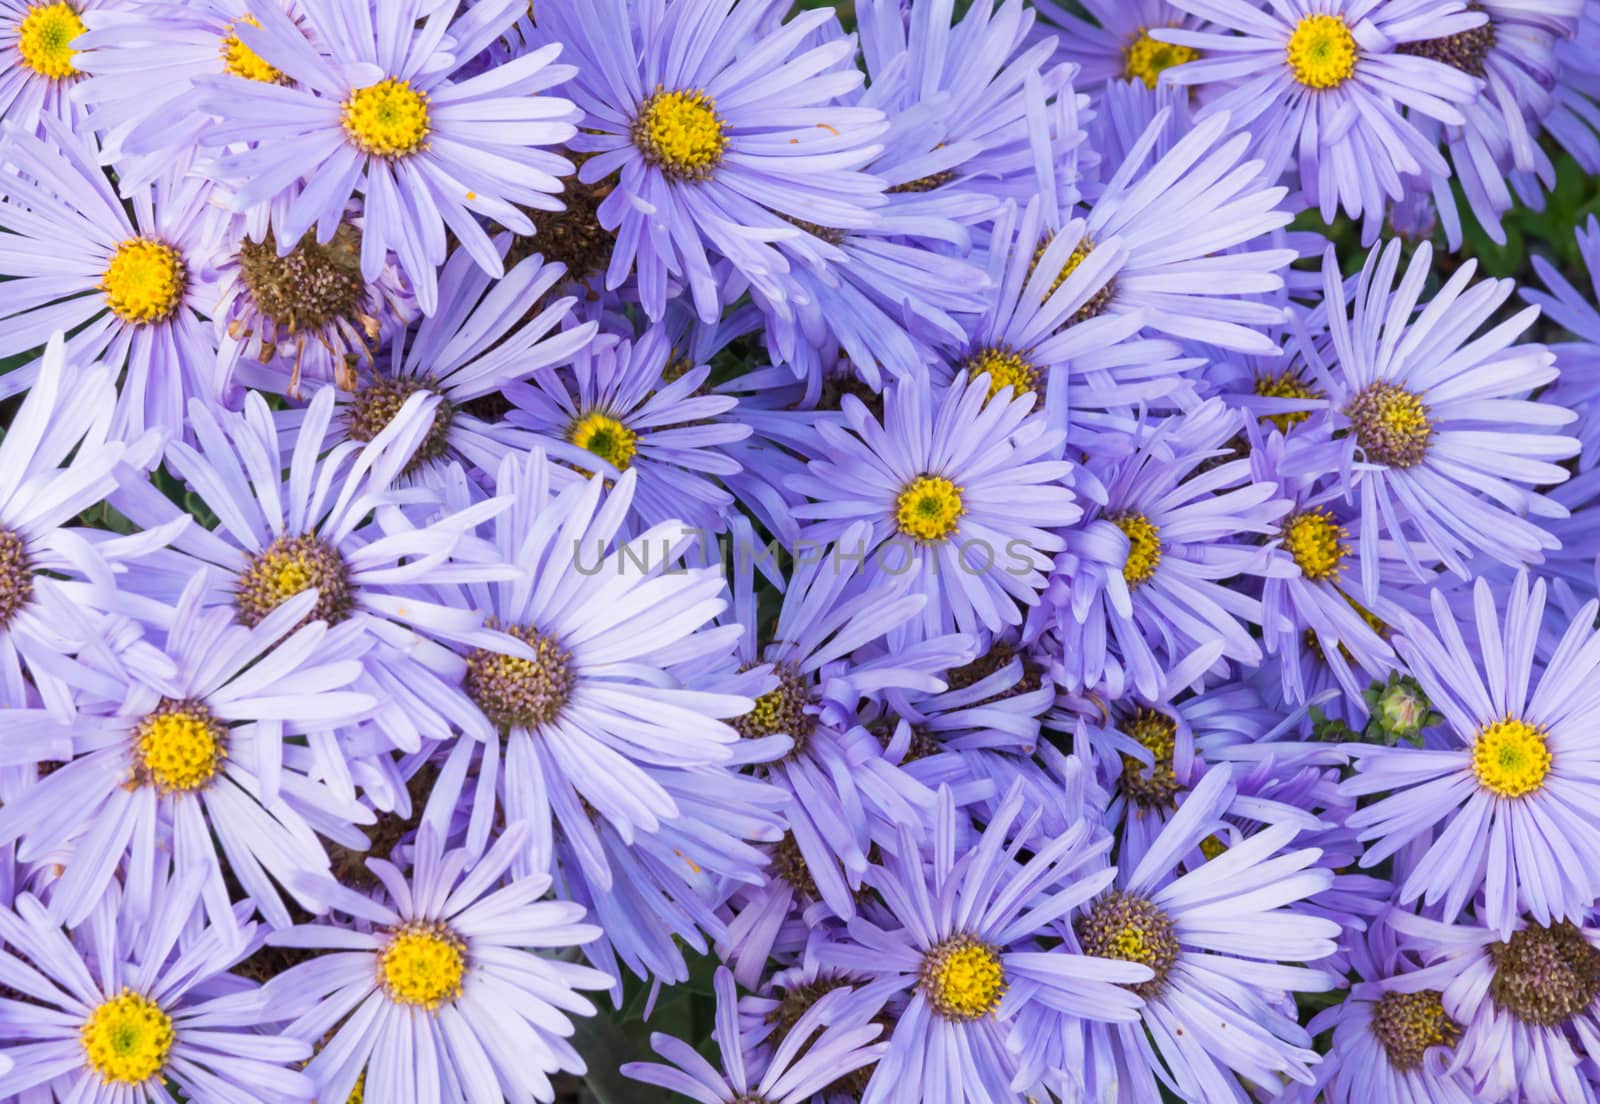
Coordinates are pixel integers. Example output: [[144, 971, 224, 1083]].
[[235, 533, 354, 628], [1370, 989, 1461, 1072], [101, 239, 188, 325], [133, 699, 227, 793], [1472, 716, 1551, 798], [1075, 890, 1180, 999], [1125, 29, 1199, 88], [568, 411, 639, 472], [1488, 922, 1600, 1027], [378, 921, 467, 1010], [1282, 507, 1349, 582], [1287, 14, 1358, 89], [632, 87, 728, 180], [81, 990, 174, 1085], [1111, 512, 1162, 588], [896, 475, 965, 542], [18, 2, 85, 80], [918, 934, 1007, 1021], [463, 622, 575, 731], [343, 78, 431, 158]]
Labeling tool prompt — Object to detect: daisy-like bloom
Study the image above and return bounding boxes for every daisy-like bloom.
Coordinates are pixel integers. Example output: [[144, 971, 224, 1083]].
[[547, 753, 787, 992], [0, 573, 375, 931], [1344, 571, 1600, 937], [1290, 919, 1477, 1104], [1388, 908, 1600, 1104], [506, 320, 750, 534], [1250, 422, 1400, 706], [792, 371, 1079, 642], [197, 0, 580, 314], [533, 0, 888, 323], [108, 386, 522, 756], [0, 334, 167, 708], [0, 866, 314, 1103], [1045, 399, 1291, 699], [1538, 0, 1600, 179], [267, 822, 609, 1104], [949, 199, 1198, 443], [213, 208, 419, 398], [1064, 767, 1340, 1104], [1405, 1, 1583, 248], [273, 241, 599, 484], [714, 518, 971, 973], [0, 119, 220, 438], [624, 965, 886, 1103], [416, 449, 755, 866], [72, 0, 308, 192], [1524, 213, 1600, 470], [814, 785, 1152, 1104], [1287, 240, 1577, 591], [1067, 107, 1297, 354], [0, 0, 99, 131], [1155, 0, 1484, 227], [1034, 0, 1211, 92]]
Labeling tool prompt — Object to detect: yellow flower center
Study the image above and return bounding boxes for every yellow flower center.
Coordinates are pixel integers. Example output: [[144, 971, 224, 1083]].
[[1253, 370, 1321, 433], [632, 86, 728, 180], [17, 2, 85, 80], [1124, 29, 1199, 88], [1029, 234, 1115, 323], [235, 533, 354, 628], [101, 239, 188, 326], [918, 935, 1006, 1021], [1472, 716, 1551, 798], [895, 474, 964, 542], [1287, 13, 1358, 89], [379, 922, 466, 1010], [347, 1071, 367, 1104], [220, 15, 287, 84], [568, 410, 638, 471], [1281, 507, 1348, 582], [1370, 989, 1461, 1072], [1075, 890, 1180, 999], [963, 346, 1037, 401], [1111, 512, 1162, 588], [1199, 834, 1229, 860], [81, 990, 174, 1085], [133, 701, 226, 793], [1119, 707, 1180, 808], [343, 78, 430, 158], [1346, 381, 1433, 468], [463, 621, 575, 731]]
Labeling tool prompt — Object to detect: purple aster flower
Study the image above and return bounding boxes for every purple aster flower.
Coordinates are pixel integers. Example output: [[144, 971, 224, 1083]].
[[0, 119, 221, 438], [1072, 107, 1296, 354], [1064, 766, 1339, 1104], [415, 449, 755, 867], [532, 0, 887, 323], [714, 517, 971, 973], [0, 866, 313, 1103], [72, 0, 309, 193], [1388, 907, 1600, 1104], [1406, 1, 1582, 248], [505, 319, 750, 534], [814, 785, 1150, 1104], [0, 0, 100, 132], [1288, 917, 1477, 1104], [1524, 213, 1600, 470], [1249, 422, 1401, 706], [197, 0, 580, 314], [1537, 0, 1600, 177], [1044, 399, 1291, 699], [1285, 239, 1578, 590], [267, 822, 609, 1104], [1033, 0, 1212, 93], [0, 334, 170, 709], [108, 386, 522, 757], [947, 198, 1196, 444], [792, 371, 1079, 642], [1156, 0, 1484, 228], [0, 570, 375, 932], [547, 752, 787, 993], [1345, 571, 1600, 936], [624, 964, 886, 1103], [267, 242, 600, 488], [213, 204, 420, 399]]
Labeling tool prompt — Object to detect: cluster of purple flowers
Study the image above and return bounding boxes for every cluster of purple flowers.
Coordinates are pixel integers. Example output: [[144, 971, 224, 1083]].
[[1, 0, 1599, 1101]]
